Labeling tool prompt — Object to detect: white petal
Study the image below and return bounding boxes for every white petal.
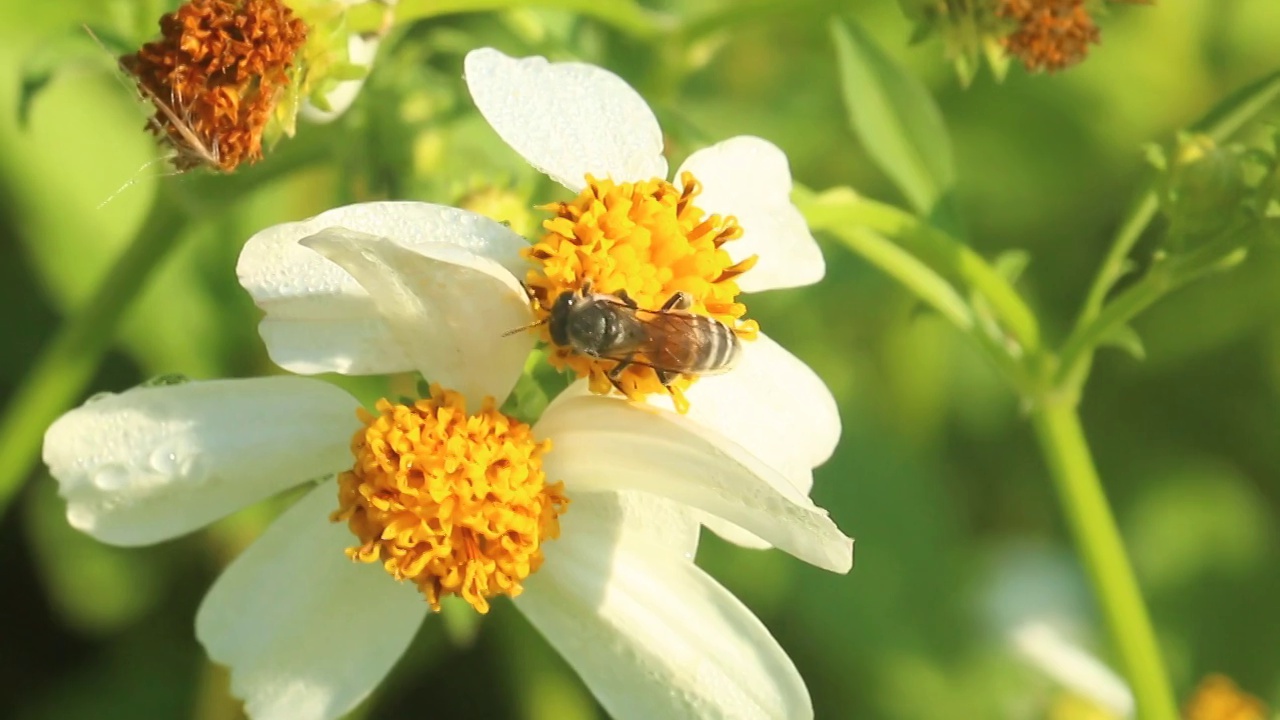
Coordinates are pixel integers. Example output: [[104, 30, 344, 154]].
[[655, 332, 839, 491], [551, 382, 775, 550], [464, 48, 667, 192], [677, 137, 823, 292], [197, 482, 428, 720], [608, 331, 840, 552], [299, 34, 379, 124], [42, 377, 360, 547], [556, 490, 700, 563], [518, 520, 811, 720], [237, 202, 531, 377], [301, 228, 535, 404], [1011, 622, 1135, 719], [537, 395, 853, 573], [699, 515, 775, 551]]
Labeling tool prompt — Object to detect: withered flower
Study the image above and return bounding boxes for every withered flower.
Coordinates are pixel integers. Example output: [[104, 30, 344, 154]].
[[120, 0, 316, 172], [997, 0, 1100, 73]]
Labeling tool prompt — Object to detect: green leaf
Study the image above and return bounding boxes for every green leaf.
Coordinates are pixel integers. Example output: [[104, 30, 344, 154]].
[[801, 188, 973, 332], [801, 187, 1040, 354], [1192, 68, 1280, 143], [830, 17, 956, 216], [18, 25, 131, 126], [982, 37, 1011, 84], [1097, 323, 1146, 361], [993, 249, 1031, 283]]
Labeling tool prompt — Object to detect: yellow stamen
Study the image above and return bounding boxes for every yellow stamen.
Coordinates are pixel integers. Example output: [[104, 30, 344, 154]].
[[331, 386, 569, 614], [523, 172, 759, 406], [1184, 674, 1268, 720]]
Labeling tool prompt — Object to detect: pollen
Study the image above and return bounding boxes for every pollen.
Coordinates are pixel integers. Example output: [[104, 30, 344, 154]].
[[332, 387, 569, 614], [524, 172, 759, 410], [997, 0, 1100, 73], [119, 0, 308, 172]]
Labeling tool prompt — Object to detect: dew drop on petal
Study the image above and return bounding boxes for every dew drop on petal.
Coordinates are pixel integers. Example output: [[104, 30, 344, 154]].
[[66, 504, 94, 529], [148, 442, 209, 481], [92, 463, 131, 491], [148, 447, 182, 476]]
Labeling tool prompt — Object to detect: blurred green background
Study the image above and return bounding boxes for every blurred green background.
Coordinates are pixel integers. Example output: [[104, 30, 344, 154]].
[[2, 0, 1278, 718]]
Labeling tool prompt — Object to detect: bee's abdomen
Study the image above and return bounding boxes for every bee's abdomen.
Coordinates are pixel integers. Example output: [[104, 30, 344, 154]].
[[691, 317, 742, 374]]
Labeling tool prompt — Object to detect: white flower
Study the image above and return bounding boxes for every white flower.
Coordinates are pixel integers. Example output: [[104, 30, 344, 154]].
[[1010, 621, 1134, 719], [44, 212, 853, 720], [243, 46, 841, 549], [461, 47, 825, 293], [985, 544, 1133, 719]]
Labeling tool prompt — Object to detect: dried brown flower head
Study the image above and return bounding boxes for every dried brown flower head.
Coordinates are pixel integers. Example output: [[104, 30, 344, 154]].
[[997, 0, 1100, 73], [120, 0, 308, 171]]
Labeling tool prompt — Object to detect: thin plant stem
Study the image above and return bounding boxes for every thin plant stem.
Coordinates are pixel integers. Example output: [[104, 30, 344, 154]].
[[1030, 398, 1179, 720], [1064, 69, 1280, 386]]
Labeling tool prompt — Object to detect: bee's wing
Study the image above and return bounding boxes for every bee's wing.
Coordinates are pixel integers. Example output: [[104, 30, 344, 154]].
[[632, 311, 705, 372]]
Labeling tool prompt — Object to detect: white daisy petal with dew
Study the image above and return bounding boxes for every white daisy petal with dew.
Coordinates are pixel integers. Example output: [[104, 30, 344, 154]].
[[236, 201, 534, 401], [44, 227, 852, 720]]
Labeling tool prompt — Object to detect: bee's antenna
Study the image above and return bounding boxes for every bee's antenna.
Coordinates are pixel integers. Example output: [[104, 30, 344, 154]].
[[502, 318, 548, 337]]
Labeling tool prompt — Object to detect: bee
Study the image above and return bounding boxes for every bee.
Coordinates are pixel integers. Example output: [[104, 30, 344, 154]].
[[544, 283, 742, 392]]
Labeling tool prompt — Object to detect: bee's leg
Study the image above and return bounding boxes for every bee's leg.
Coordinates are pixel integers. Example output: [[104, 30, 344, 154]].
[[607, 358, 633, 395], [661, 292, 693, 312], [656, 369, 678, 387], [615, 289, 639, 308]]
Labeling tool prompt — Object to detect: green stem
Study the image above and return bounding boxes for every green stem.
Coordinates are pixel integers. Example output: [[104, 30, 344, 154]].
[[350, 0, 671, 39], [0, 195, 187, 519], [1064, 69, 1280, 385], [1057, 238, 1249, 390], [804, 190, 1041, 355], [1030, 398, 1178, 720], [829, 227, 975, 331], [802, 191, 1037, 393], [1056, 265, 1170, 389], [1077, 188, 1160, 328]]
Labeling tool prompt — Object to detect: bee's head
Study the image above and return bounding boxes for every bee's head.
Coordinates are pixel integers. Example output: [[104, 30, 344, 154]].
[[548, 289, 581, 347]]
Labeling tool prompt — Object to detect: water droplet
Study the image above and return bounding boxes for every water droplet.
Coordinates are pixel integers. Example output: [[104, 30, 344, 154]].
[[149, 447, 181, 476], [66, 504, 93, 530], [148, 443, 210, 482], [92, 464, 131, 491]]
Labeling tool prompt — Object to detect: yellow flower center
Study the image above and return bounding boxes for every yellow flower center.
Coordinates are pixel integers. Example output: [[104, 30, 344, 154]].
[[523, 171, 759, 412], [331, 386, 568, 614], [1184, 674, 1268, 720]]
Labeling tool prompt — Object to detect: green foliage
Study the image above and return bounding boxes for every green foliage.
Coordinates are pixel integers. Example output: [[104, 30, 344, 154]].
[[831, 17, 956, 220], [3, 0, 1280, 719]]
